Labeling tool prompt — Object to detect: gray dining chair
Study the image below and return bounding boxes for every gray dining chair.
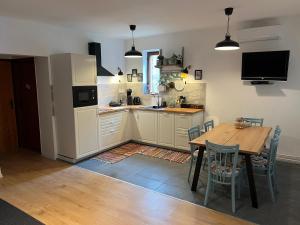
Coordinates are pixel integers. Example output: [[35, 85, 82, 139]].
[[243, 117, 264, 127], [250, 127, 281, 202], [203, 120, 214, 132], [187, 126, 204, 183], [204, 140, 241, 213]]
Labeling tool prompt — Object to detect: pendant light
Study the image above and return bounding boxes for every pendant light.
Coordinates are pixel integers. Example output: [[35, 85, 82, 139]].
[[215, 7, 240, 51], [125, 25, 142, 58]]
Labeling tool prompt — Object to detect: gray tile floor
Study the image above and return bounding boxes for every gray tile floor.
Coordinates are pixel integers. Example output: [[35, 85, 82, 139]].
[[77, 153, 300, 225]]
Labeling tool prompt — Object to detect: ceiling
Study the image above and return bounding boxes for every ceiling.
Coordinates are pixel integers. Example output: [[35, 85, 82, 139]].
[[1, 0, 300, 39]]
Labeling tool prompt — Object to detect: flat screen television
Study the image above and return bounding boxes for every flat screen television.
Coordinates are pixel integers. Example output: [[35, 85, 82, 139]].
[[241, 50, 290, 81]]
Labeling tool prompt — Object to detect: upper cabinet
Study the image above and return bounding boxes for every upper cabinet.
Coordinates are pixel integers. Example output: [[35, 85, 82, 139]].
[[71, 54, 97, 86], [51, 53, 97, 87]]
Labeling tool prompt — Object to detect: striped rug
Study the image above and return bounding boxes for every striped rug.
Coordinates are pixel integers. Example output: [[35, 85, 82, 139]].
[[93, 143, 191, 164]]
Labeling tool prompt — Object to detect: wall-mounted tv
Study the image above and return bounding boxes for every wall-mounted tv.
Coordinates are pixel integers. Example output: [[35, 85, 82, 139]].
[[241, 50, 290, 81]]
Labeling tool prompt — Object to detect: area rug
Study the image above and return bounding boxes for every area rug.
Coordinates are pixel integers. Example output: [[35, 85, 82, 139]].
[[93, 143, 191, 164], [0, 199, 44, 225]]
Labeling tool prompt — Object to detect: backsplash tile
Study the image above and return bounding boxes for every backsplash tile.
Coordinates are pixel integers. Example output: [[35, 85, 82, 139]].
[[98, 82, 206, 107]]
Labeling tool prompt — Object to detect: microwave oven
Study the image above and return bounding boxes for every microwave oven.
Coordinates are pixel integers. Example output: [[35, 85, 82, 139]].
[[72, 86, 98, 108]]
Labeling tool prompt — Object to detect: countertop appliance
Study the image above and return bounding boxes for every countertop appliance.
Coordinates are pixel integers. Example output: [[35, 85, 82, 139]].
[[127, 89, 133, 105], [133, 97, 141, 105], [72, 86, 98, 108]]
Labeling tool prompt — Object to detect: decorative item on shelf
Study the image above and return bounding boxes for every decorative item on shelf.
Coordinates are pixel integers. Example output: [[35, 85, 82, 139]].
[[174, 80, 185, 91], [132, 68, 138, 76], [181, 65, 191, 76], [127, 74, 133, 82], [168, 54, 178, 65], [125, 25, 142, 58], [168, 82, 175, 89], [215, 7, 240, 51], [137, 73, 143, 82], [117, 67, 124, 75], [194, 70, 203, 80], [157, 55, 164, 66], [234, 117, 251, 129]]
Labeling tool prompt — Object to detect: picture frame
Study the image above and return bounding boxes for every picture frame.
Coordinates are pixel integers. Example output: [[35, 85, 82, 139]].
[[132, 69, 138, 76], [194, 70, 203, 80], [127, 74, 133, 82], [137, 73, 143, 82]]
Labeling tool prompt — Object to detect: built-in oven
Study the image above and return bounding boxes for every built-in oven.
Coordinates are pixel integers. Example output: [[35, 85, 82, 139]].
[[72, 86, 98, 108]]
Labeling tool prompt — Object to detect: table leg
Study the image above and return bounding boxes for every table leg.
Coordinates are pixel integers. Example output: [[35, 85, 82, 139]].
[[245, 154, 258, 208], [191, 146, 204, 192]]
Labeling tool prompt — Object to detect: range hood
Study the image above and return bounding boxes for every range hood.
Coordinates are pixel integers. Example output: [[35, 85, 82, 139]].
[[88, 42, 114, 76]]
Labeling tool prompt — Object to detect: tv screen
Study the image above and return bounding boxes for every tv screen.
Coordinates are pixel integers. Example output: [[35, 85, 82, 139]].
[[241, 50, 290, 81]]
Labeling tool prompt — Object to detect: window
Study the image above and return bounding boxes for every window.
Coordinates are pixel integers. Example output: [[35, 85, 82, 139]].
[[143, 49, 160, 94]]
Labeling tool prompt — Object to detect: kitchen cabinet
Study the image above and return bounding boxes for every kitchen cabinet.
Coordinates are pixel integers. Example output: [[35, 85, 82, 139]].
[[121, 110, 132, 142], [71, 54, 97, 86], [99, 111, 123, 150], [174, 113, 203, 150], [158, 112, 174, 147], [132, 110, 158, 144], [74, 106, 99, 157]]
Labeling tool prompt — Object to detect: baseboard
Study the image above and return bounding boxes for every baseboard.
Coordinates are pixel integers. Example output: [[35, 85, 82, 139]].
[[277, 154, 300, 164]]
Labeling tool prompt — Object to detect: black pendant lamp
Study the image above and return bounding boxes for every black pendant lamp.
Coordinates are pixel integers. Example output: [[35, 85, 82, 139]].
[[215, 7, 240, 51], [125, 25, 142, 58]]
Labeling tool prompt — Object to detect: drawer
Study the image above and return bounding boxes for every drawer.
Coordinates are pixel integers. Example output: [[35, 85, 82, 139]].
[[175, 114, 192, 129]]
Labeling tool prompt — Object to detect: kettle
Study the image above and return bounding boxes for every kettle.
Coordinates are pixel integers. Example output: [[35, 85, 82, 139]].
[[133, 97, 141, 105]]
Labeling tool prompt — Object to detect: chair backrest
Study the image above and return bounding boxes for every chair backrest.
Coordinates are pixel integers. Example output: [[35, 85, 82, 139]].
[[188, 126, 202, 153], [243, 117, 264, 127], [205, 140, 239, 184], [268, 126, 281, 172], [273, 125, 281, 138], [204, 120, 214, 132]]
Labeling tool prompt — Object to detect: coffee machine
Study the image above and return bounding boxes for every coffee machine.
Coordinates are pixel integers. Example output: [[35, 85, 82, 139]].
[[127, 89, 133, 105]]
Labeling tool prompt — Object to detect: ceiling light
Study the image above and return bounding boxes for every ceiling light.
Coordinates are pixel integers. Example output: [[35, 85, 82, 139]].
[[125, 25, 142, 58], [215, 7, 240, 51]]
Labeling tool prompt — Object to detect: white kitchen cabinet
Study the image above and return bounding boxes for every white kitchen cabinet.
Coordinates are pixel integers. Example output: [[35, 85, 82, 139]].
[[132, 110, 158, 144], [121, 110, 132, 142], [74, 106, 99, 157], [158, 112, 175, 147], [99, 111, 123, 150], [71, 54, 97, 86], [174, 112, 203, 150]]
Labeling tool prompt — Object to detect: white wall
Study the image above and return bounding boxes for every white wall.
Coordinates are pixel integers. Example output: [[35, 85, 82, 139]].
[[0, 16, 125, 79], [125, 15, 300, 161]]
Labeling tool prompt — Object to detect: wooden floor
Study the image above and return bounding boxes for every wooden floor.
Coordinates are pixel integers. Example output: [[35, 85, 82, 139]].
[[0, 150, 253, 225]]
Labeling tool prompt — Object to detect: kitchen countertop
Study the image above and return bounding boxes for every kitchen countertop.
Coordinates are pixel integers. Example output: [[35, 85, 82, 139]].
[[98, 105, 204, 115]]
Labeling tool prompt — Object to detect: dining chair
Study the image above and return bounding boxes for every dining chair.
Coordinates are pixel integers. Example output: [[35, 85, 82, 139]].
[[251, 127, 281, 202], [203, 120, 214, 132], [187, 126, 204, 183], [243, 117, 264, 127], [262, 126, 281, 159], [204, 140, 241, 213]]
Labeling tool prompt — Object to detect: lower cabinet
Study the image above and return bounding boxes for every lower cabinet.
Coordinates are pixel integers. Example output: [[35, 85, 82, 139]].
[[74, 106, 99, 157], [98, 109, 203, 153], [132, 110, 158, 144], [174, 113, 203, 150], [158, 112, 174, 147], [98, 111, 122, 150]]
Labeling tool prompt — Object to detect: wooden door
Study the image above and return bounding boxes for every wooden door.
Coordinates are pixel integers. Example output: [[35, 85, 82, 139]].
[[0, 60, 18, 153], [12, 58, 41, 152]]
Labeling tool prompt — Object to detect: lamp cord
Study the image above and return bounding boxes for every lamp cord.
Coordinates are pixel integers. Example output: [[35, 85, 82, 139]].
[[226, 15, 230, 36], [132, 31, 135, 47]]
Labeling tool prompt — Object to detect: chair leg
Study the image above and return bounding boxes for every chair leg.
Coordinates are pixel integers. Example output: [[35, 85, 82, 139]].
[[203, 157, 207, 170], [231, 179, 236, 213], [237, 176, 241, 199], [204, 175, 211, 206], [273, 167, 279, 193], [188, 156, 194, 183], [268, 173, 276, 203]]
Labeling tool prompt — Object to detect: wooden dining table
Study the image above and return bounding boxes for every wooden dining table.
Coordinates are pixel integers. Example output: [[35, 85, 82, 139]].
[[190, 123, 272, 208]]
